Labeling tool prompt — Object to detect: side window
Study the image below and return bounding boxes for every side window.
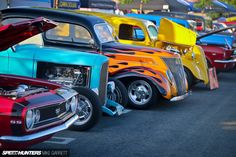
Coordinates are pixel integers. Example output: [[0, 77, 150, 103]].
[[74, 25, 92, 43], [119, 24, 145, 41], [46, 23, 71, 42], [45, 22, 92, 44]]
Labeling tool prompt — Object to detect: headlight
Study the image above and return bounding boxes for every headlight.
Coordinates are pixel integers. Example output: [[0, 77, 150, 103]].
[[25, 109, 35, 129], [69, 96, 78, 113]]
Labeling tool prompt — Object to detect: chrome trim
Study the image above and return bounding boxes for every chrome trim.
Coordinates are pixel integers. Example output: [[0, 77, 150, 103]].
[[0, 115, 78, 142], [214, 58, 236, 63], [170, 92, 189, 101]]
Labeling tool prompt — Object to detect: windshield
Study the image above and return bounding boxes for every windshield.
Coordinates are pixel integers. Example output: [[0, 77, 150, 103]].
[[94, 23, 115, 43], [147, 25, 158, 40]]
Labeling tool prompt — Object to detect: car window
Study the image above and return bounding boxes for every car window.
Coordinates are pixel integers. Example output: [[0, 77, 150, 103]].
[[45, 22, 92, 44], [119, 24, 145, 41], [147, 25, 158, 40], [94, 23, 115, 43]]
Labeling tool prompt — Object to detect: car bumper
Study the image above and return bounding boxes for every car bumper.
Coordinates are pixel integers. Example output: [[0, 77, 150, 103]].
[[170, 92, 189, 101], [214, 58, 236, 63], [0, 115, 78, 142]]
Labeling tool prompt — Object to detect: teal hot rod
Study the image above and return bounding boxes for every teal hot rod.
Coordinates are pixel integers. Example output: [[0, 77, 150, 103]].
[[0, 16, 124, 131]]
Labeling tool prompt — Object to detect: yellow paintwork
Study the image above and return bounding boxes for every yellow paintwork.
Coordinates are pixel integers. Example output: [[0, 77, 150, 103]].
[[81, 11, 209, 85], [226, 16, 236, 22]]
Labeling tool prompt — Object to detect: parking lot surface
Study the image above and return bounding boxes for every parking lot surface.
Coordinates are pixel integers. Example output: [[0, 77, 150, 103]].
[[33, 69, 236, 157]]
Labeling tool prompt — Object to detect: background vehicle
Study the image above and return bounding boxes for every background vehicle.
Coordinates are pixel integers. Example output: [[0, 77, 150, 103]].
[[131, 13, 236, 72], [0, 17, 78, 149], [1, 9, 124, 131]]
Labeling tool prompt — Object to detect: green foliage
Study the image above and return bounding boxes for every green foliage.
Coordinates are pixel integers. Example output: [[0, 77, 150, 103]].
[[194, 0, 213, 10], [119, 0, 150, 4], [220, 0, 236, 7]]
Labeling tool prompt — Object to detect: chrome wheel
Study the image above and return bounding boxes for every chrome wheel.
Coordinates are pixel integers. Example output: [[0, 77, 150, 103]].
[[107, 87, 123, 104], [128, 80, 152, 105], [73, 95, 93, 126]]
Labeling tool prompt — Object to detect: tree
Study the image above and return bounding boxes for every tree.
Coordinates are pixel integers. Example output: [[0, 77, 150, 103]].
[[220, 0, 236, 8], [194, 0, 213, 12], [119, 0, 150, 4]]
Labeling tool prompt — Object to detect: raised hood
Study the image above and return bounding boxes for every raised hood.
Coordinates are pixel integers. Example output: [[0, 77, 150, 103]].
[[197, 26, 236, 47], [0, 17, 57, 51], [157, 18, 197, 47]]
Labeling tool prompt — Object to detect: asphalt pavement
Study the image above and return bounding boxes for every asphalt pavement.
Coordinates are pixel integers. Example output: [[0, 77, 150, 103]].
[[33, 69, 236, 157]]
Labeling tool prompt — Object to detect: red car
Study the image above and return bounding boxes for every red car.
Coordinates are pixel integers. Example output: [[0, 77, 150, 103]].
[[0, 17, 78, 149], [197, 27, 236, 71]]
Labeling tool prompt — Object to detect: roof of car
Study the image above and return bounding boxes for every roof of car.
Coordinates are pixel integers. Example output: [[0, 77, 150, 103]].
[[1, 7, 106, 26]]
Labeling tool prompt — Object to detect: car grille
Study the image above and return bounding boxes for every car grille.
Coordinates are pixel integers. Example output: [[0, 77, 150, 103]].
[[33, 102, 73, 129], [162, 57, 186, 96], [99, 61, 109, 105]]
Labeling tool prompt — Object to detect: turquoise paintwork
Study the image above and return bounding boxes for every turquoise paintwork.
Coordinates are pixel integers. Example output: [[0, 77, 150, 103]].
[[0, 44, 106, 90], [0, 43, 124, 116]]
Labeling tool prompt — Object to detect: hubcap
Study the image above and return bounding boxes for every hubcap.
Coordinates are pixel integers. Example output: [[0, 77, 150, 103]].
[[107, 87, 123, 104], [128, 80, 152, 105], [73, 95, 93, 126]]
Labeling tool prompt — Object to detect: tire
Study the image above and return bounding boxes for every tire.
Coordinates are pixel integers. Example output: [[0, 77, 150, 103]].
[[69, 87, 101, 131], [126, 79, 158, 109], [184, 68, 193, 88], [108, 78, 128, 107]]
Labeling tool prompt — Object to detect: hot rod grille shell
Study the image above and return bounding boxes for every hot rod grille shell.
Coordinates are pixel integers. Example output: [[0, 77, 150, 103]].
[[99, 61, 108, 105], [162, 57, 186, 96]]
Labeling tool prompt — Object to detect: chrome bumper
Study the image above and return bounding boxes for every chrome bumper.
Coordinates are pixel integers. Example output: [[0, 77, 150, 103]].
[[214, 58, 236, 63], [0, 115, 78, 142], [170, 92, 189, 101]]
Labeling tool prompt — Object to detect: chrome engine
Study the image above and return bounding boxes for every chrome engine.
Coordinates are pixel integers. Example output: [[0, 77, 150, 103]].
[[0, 84, 48, 99], [37, 62, 90, 88]]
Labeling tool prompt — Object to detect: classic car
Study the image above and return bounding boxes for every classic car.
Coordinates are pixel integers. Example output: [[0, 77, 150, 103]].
[[2, 7, 189, 109], [129, 13, 236, 72], [1, 9, 124, 131], [0, 17, 78, 148], [197, 28, 236, 71], [98, 12, 208, 87]]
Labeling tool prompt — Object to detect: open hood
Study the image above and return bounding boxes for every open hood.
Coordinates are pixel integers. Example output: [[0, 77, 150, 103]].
[[0, 17, 57, 51], [197, 26, 236, 41]]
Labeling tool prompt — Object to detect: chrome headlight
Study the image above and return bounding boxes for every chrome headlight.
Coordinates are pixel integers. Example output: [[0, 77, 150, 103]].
[[25, 109, 35, 129], [69, 96, 78, 113]]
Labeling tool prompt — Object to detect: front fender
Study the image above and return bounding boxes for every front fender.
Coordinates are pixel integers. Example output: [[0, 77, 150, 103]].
[[110, 70, 171, 98], [182, 45, 209, 85]]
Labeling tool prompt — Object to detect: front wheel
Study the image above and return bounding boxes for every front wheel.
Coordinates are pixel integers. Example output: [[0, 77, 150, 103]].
[[70, 87, 101, 131], [127, 79, 158, 109]]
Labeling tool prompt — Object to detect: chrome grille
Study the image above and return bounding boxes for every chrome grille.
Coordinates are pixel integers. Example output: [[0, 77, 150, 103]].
[[162, 57, 186, 95], [99, 61, 109, 105], [33, 102, 72, 129]]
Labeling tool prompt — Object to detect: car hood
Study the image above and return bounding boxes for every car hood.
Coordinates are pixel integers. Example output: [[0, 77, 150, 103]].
[[102, 42, 178, 58], [15, 44, 108, 67], [0, 17, 57, 51], [198, 33, 234, 47]]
